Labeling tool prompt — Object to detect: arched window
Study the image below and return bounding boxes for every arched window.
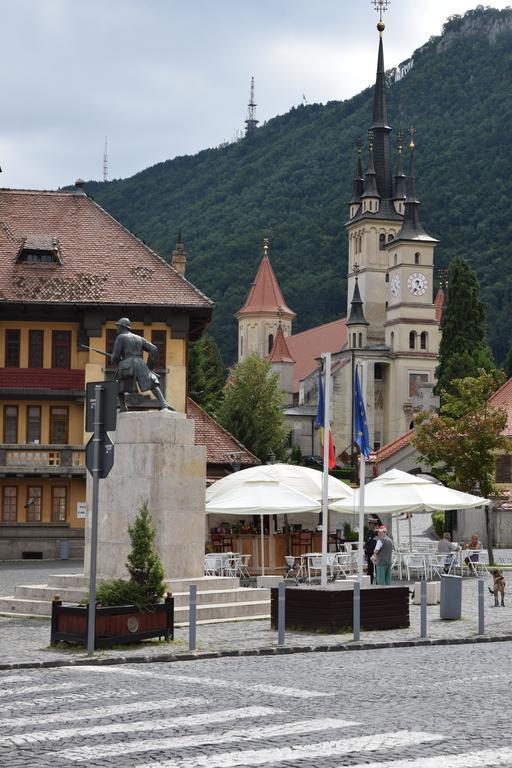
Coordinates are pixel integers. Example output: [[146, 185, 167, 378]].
[[415, 252, 420, 265], [352, 333, 357, 348], [358, 333, 363, 348], [388, 234, 393, 242], [394, 253, 398, 265], [379, 234, 386, 250], [420, 332, 428, 350], [240, 336, 243, 356], [268, 334, 274, 354], [409, 331, 416, 350], [390, 332, 394, 350], [385, 272, 389, 283]]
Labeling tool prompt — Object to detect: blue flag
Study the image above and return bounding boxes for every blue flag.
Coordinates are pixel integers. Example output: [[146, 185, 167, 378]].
[[354, 369, 371, 458]]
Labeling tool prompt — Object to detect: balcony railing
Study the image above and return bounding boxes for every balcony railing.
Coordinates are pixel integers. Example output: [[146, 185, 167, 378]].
[[0, 445, 85, 474], [0, 369, 85, 392]]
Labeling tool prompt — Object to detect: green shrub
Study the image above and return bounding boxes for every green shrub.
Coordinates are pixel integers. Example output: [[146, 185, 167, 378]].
[[96, 579, 147, 609], [343, 522, 359, 542], [431, 511, 445, 538]]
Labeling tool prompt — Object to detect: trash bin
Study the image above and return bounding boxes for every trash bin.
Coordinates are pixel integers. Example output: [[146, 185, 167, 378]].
[[59, 540, 70, 560], [440, 574, 462, 619]]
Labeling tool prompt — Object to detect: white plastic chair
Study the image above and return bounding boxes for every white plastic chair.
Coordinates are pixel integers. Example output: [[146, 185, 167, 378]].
[[402, 553, 428, 581], [204, 553, 223, 575]]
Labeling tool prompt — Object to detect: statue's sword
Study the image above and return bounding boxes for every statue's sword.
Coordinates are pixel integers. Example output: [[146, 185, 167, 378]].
[[79, 344, 112, 359]]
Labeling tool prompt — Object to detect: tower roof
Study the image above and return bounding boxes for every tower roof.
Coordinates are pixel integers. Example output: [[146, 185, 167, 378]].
[[346, 277, 369, 327], [268, 326, 295, 364], [236, 242, 295, 319], [391, 135, 438, 244], [393, 132, 407, 201], [361, 136, 380, 199], [370, 22, 393, 200], [349, 141, 365, 205]]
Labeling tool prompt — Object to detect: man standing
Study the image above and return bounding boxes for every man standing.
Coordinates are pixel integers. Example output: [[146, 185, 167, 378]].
[[364, 518, 378, 584], [111, 317, 173, 412], [373, 526, 393, 586]]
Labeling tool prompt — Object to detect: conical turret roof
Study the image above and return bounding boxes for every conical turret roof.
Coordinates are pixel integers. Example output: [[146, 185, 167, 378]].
[[268, 326, 295, 364], [236, 246, 295, 319], [347, 277, 369, 327]]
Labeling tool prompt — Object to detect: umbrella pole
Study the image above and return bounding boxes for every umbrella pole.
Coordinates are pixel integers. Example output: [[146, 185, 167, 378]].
[[260, 513, 265, 576], [408, 513, 413, 552]]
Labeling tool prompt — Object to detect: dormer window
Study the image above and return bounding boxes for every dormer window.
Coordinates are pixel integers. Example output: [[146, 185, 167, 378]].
[[16, 236, 62, 264]]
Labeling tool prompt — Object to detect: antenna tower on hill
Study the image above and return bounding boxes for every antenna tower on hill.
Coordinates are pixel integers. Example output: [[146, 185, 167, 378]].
[[245, 77, 259, 136], [103, 137, 108, 182]]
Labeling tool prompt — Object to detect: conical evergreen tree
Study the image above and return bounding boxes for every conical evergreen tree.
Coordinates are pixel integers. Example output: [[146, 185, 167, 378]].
[[435, 256, 495, 398], [188, 334, 225, 416], [126, 502, 165, 604]]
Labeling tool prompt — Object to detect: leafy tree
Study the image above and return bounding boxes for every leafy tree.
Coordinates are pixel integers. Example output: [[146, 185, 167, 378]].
[[412, 369, 511, 563], [435, 256, 495, 398], [289, 444, 302, 465], [188, 334, 225, 416], [218, 354, 289, 462]]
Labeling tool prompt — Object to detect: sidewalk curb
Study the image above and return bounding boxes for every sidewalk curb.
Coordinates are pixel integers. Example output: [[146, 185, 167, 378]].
[[1, 633, 512, 671]]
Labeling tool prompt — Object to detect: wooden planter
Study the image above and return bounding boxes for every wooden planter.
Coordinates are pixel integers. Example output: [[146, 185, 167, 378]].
[[270, 585, 409, 633], [51, 595, 174, 648]]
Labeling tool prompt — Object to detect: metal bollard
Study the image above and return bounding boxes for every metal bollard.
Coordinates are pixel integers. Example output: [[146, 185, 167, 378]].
[[189, 584, 197, 651], [478, 577, 485, 635], [277, 582, 286, 646], [420, 579, 427, 639], [353, 581, 361, 642]]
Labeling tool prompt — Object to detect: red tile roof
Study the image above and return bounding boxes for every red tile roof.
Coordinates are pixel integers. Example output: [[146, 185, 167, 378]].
[[434, 288, 445, 322], [0, 189, 213, 309], [268, 327, 295, 364], [286, 318, 347, 393], [374, 430, 414, 463], [187, 398, 260, 467], [235, 255, 295, 318], [489, 377, 512, 436], [0, 368, 85, 390]]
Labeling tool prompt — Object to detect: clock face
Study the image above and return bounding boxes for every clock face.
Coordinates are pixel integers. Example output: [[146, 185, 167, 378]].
[[390, 274, 400, 297], [407, 272, 428, 296]]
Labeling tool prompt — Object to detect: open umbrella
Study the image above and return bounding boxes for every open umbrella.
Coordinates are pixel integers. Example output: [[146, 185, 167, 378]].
[[205, 479, 321, 575], [206, 463, 353, 504]]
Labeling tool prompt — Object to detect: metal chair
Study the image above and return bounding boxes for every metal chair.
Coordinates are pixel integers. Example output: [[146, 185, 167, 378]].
[[401, 553, 428, 581]]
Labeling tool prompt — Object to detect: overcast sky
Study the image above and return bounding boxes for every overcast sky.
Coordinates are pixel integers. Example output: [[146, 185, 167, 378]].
[[0, 0, 509, 190]]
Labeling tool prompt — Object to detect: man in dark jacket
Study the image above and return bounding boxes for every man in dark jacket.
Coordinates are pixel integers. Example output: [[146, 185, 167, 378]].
[[111, 317, 173, 411], [364, 518, 378, 584]]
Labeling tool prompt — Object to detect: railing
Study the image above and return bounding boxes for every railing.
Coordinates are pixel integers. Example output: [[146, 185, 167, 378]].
[[0, 445, 85, 470]]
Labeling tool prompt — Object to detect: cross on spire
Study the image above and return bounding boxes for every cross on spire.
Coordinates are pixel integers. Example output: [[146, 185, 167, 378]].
[[409, 125, 416, 150], [263, 237, 269, 257], [372, 0, 390, 23]]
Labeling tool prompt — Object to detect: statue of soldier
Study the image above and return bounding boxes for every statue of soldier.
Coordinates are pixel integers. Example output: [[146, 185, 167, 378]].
[[111, 317, 173, 411]]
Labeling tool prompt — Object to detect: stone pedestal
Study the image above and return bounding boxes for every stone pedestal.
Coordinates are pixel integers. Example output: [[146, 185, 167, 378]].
[[84, 410, 206, 580]]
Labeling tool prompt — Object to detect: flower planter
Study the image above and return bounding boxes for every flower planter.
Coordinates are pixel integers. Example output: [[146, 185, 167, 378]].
[[50, 595, 174, 648]]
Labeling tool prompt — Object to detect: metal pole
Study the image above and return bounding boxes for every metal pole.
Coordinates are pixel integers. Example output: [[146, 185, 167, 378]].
[[420, 579, 427, 639], [478, 577, 485, 635], [86, 384, 102, 657], [353, 580, 361, 641], [189, 584, 197, 651], [277, 581, 285, 646], [321, 352, 331, 587], [260, 514, 265, 576]]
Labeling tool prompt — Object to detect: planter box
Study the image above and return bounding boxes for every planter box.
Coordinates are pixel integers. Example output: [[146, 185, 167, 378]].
[[270, 585, 409, 632], [51, 596, 174, 648]]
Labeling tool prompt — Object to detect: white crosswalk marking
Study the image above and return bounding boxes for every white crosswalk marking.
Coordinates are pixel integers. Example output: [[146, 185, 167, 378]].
[[60, 717, 361, 762], [73, 666, 332, 699], [0, 696, 203, 728], [341, 748, 512, 768], [134, 731, 442, 768], [5, 687, 136, 711], [0, 705, 280, 746], [0, 682, 88, 699]]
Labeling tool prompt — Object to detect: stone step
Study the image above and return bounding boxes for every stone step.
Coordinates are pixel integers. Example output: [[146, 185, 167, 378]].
[[47, 574, 240, 592], [13, 584, 269, 608], [0, 596, 271, 622]]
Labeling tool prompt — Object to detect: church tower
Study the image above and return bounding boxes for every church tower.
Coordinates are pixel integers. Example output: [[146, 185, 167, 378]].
[[332, 2, 441, 456], [235, 239, 295, 362]]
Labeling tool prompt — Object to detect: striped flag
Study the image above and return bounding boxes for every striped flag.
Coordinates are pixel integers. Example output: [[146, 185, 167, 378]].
[[316, 368, 336, 469]]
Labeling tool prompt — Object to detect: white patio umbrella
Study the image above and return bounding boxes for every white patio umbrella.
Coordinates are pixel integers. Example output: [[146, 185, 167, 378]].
[[205, 479, 322, 575], [330, 468, 489, 550], [206, 463, 354, 503]]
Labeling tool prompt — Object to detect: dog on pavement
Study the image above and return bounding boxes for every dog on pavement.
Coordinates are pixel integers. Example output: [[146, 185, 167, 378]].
[[488, 569, 506, 607]]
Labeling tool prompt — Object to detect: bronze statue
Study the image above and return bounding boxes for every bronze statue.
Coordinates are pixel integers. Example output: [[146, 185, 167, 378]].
[[111, 317, 173, 411]]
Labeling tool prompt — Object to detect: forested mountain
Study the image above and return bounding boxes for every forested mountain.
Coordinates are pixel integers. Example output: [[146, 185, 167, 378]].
[[83, 7, 512, 365]]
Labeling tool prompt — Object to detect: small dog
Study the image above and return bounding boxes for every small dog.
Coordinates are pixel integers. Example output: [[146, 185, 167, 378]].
[[488, 569, 506, 607]]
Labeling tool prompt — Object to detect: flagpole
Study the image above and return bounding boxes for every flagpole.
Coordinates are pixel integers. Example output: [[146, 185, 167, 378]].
[[320, 352, 331, 587]]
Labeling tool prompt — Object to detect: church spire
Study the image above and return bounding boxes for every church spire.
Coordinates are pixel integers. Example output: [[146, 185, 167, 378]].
[[349, 137, 364, 206], [347, 265, 369, 327], [370, 0, 393, 200], [393, 130, 406, 204], [393, 128, 437, 243], [361, 130, 380, 201]]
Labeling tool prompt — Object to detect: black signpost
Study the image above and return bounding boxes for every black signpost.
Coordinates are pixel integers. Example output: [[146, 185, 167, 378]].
[[85, 381, 118, 656]]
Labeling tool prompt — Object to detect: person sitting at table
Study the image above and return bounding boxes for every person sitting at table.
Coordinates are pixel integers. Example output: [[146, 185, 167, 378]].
[[437, 532, 460, 573], [464, 532, 482, 576]]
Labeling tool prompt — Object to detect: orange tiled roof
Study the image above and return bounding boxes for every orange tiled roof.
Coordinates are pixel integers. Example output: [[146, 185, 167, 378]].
[[187, 398, 260, 466], [489, 377, 512, 436], [235, 255, 295, 318], [286, 317, 347, 393], [0, 188, 213, 310], [434, 288, 445, 322], [374, 430, 414, 463], [268, 327, 295, 363]]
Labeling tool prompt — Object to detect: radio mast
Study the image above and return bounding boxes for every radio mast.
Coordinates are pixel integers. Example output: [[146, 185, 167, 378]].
[[103, 137, 108, 182], [245, 77, 259, 136]]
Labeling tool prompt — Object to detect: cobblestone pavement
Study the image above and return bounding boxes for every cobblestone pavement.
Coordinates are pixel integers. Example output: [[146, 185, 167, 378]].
[[2, 565, 512, 667], [1, 643, 512, 767]]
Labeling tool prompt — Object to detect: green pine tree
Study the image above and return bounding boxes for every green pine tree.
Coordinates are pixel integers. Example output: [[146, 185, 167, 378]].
[[126, 502, 165, 604], [503, 347, 512, 380], [218, 354, 289, 463], [435, 256, 495, 398], [188, 334, 225, 416]]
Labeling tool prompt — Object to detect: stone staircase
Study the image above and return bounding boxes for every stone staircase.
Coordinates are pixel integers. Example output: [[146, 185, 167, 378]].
[[0, 574, 270, 625]]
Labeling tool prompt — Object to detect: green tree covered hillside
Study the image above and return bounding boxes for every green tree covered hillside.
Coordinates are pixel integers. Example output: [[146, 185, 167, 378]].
[[84, 7, 512, 365]]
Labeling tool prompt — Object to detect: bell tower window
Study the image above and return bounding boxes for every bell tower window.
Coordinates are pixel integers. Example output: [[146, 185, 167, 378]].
[[415, 252, 420, 265], [409, 331, 417, 350], [379, 234, 386, 250], [420, 332, 428, 350], [268, 334, 274, 354]]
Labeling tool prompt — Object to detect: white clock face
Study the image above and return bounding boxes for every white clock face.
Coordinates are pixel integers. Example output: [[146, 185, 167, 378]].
[[407, 272, 428, 296], [390, 274, 400, 297]]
